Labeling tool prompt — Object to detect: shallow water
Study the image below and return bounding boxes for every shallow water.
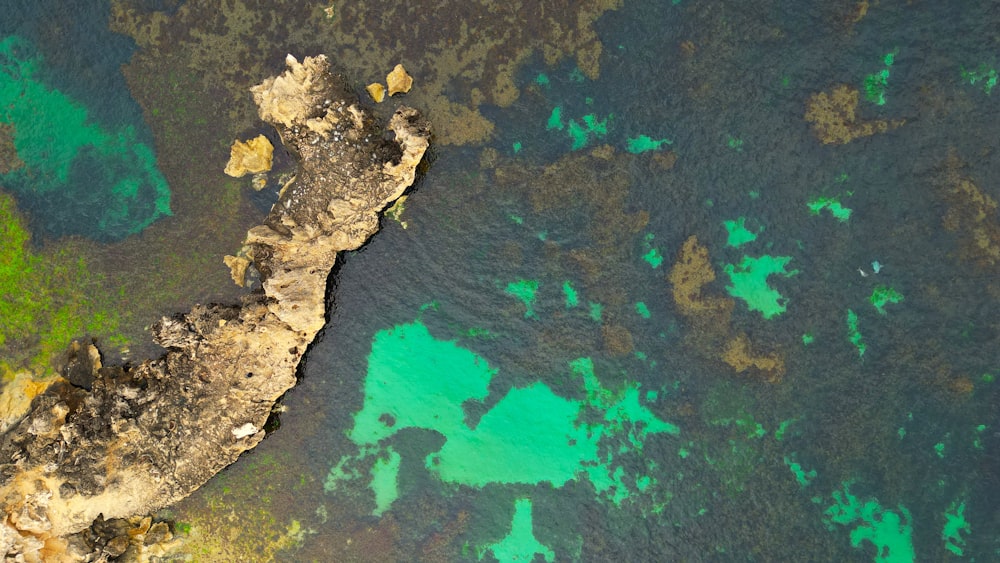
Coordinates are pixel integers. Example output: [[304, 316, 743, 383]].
[[3, 1, 1000, 561]]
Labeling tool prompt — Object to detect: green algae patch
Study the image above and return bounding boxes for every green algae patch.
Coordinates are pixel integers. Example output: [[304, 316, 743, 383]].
[[478, 499, 555, 563], [847, 309, 866, 357], [641, 233, 664, 268], [870, 285, 903, 315], [823, 482, 915, 563], [546, 106, 564, 131], [564, 113, 610, 150], [505, 279, 540, 318], [606, 386, 680, 442], [775, 418, 797, 441], [643, 248, 663, 268], [370, 447, 401, 516], [635, 301, 651, 319], [807, 195, 852, 222], [864, 49, 898, 106], [0, 35, 171, 241], [723, 255, 797, 319], [626, 135, 672, 154], [331, 319, 682, 554], [349, 321, 495, 446], [0, 192, 123, 369], [563, 281, 579, 308], [723, 217, 760, 248], [783, 455, 817, 488], [588, 302, 603, 322], [384, 195, 408, 228], [941, 500, 971, 556], [961, 63, 998, 94], [570, 357, 678, 504], [427, 382, 600, 487], [336, 321, 680, 514]]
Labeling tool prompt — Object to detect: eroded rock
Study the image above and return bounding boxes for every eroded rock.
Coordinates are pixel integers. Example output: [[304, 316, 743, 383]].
[[223, 134, 274, 178], [0, 54, 430, 561]]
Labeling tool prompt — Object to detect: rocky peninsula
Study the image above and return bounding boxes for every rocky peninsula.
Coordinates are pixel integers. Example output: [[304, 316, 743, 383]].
[[0, 54, 430, 560]]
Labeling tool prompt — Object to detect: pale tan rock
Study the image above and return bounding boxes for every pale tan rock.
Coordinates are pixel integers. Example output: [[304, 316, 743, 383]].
[[0, 370, 58, 435], [223, 254, 250, 286], [366, 82, 386, 103], [386, 63, 413, 96], [0, 54, 431, 561], [223, 135, 273, 177]]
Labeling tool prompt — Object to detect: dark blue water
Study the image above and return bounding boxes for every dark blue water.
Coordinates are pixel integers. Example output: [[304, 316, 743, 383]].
[[4, 0, 999, 560], [279, 2, 1000, 560]]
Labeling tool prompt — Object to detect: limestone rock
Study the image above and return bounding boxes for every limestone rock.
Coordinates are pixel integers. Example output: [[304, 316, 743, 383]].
[[386, 63, 413, 96], [366, 82, 386, 103], [223, 134, 274, 177], [223, 254, 251, 286], [0, 54, 430, 561]]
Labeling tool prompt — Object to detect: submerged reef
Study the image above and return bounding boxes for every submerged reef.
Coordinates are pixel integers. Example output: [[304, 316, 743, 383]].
[[804, 84, 904, 145], [668, 236, 785, 383], [939, 153, 1000, 269], [0, 54, 430, 560]]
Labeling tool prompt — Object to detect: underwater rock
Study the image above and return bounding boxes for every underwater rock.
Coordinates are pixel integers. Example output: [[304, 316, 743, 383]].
[[939, 153, 1000, 268], [804, 84, 903, 145], [0, 53, 430, 561], [223, 134, 274, 178], [668, 236, 785, 383]]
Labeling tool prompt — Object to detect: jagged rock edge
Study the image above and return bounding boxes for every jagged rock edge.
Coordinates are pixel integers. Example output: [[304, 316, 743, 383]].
[[0, 54, 430, 561]]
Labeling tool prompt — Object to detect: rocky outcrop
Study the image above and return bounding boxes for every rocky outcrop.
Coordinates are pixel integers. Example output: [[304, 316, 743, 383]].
[[223, 134, 274, 178], [0, 54, 430, 561]]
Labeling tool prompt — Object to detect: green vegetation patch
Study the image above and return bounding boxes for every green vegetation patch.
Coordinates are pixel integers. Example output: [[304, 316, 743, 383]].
[[783, 455, 817, 488], [635, 301, 651, 319], [626, 135, 672, 154], [807, 195, 852, 222], [0, 192, 123, 369], [723, 254, 798, 319], [960, 63, 998, 94], [846, 309, 866, 357], [823, 482, 915, 563], [863, 49, 898, 106], [563, 281, 579, 308], [941, 500, 971, 556], [505, 279, 540, 318], [477, 499, 554, 563], [428, 382, 599, 487], [723, 217, 760, 248], [641, 233, 664, 268], [567, 113, 610, 150], [330, 319, 680, 521], [870, 285, 903, 315], [370, 447, 401, 517]]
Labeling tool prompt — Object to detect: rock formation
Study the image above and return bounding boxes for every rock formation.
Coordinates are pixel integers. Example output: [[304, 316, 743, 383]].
[[223, 134, 274, 178], [0, 54, 430, 561]]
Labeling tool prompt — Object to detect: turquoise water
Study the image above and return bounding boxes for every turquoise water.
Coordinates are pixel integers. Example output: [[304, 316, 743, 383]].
[[287, 2, 1000, 560], [0, 1, 170, 241], [3, 1, 1000, 560]]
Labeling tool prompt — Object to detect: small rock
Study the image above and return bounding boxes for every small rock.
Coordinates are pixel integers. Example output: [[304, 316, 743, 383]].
[[386, 64, 413, 96], [366, 82, 386, 103], [224, 135, 274, 177]]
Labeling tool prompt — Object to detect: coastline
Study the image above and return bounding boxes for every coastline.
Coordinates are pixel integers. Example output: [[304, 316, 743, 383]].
[[0, 54, 430, 560]]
